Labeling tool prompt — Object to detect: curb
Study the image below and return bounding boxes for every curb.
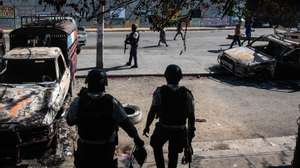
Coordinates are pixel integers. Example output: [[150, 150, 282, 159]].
[[86, 27, 235, 32], [192, 135, 296, 158], [140, 136, 296, 167], [2, 27, 235, 33]]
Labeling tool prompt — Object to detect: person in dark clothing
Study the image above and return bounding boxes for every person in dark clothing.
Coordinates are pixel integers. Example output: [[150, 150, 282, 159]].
[[174, 22, 184, 40], [229, 24, 241, 48], [66, 69, 145, 168], [292, 116, 300, 168], [158, 28, 168, 47], [242, 18, 253, 45], [143, 64, 196, 168], [125, 24, 140, 68]]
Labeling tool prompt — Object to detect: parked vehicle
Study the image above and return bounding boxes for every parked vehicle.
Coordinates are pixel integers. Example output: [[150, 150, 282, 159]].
[[10, 16, 78, 86], [218, 34, 300, 77], [0, 47, 71, 163], [0, 16, 78, 164]]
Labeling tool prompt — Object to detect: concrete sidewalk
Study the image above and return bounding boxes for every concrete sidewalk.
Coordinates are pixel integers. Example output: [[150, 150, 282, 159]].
[[140, 136, 296, 168]]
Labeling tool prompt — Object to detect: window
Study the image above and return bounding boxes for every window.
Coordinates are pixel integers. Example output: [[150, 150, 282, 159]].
[[0, 59, 56, 83]]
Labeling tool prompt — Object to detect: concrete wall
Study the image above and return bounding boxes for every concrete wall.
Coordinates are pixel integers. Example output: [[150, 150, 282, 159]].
[[0, 0, 233, 28]]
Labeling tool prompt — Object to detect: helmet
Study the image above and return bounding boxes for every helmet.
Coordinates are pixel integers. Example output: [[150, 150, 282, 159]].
[[164, 64, 182, 84], [132, 24, 137, 31], [85, 69, 108, 93]]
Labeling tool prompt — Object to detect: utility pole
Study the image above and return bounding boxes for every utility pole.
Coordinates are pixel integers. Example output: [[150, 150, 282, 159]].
[[96, 0, 105, 68]]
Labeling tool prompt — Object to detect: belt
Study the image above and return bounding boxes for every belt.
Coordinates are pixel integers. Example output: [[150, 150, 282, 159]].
[[159, 123, 186, 130]]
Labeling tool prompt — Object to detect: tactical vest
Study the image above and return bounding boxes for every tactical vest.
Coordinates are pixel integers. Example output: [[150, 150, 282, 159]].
[[77, 89, 117, 142], [159, 85, 189, 126], [128, 31, 139, 47]]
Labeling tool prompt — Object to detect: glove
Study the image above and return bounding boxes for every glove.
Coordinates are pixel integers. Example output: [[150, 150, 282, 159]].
[[143, 127, 150, 137], [134, 136, 144, 147]]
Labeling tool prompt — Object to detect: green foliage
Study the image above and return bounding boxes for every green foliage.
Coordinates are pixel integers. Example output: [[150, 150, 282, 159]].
[[211, 0, 300, 27]]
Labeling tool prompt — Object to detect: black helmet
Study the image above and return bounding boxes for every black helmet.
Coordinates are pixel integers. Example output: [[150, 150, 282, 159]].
[[164, 64, 182, 85], [132, 24, 137, 31], [85, 69, 108, 93]]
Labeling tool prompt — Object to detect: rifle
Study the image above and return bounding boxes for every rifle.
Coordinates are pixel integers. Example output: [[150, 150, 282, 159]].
[[182, 128, 193, 168], [124, 34, 129, 54]]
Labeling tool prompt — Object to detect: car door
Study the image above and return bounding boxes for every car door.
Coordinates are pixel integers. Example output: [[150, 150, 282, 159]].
[[55, 54, 71, 110], [284, 49, 300, 69]]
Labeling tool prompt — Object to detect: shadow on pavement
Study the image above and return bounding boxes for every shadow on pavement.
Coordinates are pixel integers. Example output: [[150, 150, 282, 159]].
[[269, 166, 291, 168], [208, 49, 224, 53], [76, 65, 131, 72], [142, 45, 159, 49], [219, 44, 231, 47], [207, 65, 300, 93], [104, 65, 131, 72], [77, 67, 97, 71]]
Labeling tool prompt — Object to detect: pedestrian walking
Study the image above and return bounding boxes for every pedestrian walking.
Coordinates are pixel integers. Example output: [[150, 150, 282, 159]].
[[229, 23, 241, 48], [66, 69, 146, 168], [125, 24, 140, 68], [174, 22, 184, 40], [143, 64, 196, 168], [158, 28, 168, 47], [242, 18, 253, 45]]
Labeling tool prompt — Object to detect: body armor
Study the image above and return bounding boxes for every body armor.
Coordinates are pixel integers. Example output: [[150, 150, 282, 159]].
[[159, 85, 189, 126], [77, 89, 117, 142]]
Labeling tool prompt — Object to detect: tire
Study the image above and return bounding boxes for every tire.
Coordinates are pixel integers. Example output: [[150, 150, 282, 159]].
[[123, 104, 142, 124]]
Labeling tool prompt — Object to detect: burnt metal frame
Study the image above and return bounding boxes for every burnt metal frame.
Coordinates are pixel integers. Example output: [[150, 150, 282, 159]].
[[0, 122, 56, 165]]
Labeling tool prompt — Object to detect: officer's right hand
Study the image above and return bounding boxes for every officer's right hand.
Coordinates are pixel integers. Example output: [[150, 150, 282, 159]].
[[143, 127, 150, 137]]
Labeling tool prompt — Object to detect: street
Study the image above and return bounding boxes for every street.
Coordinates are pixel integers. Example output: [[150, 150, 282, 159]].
[[76, 28, 300, 142], [77, 29, 273, 76]]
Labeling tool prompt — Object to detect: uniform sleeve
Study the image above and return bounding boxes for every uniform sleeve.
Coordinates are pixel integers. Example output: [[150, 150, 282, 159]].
[[66, 97, 80, 126], [111, 98, 128, 124], [186, 91, 196, 131], [151, 88, 161, 107]]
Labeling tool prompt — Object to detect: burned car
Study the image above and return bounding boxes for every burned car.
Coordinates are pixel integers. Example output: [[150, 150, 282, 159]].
[[0, 47, 71, 163], [218, 34, 300, 77]]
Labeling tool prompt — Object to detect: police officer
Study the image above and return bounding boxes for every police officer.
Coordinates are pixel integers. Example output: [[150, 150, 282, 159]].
[[125, 24, 140, 68], [143, 64, 196, 168], [66, 69, 145, 168]]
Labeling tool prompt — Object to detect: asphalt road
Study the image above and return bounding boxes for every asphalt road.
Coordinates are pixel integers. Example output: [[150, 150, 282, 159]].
[[77, 29, 274, 76]]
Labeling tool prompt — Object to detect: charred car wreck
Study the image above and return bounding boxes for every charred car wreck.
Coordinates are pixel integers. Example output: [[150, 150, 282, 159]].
[[0, 16, 77, 164], [218, 34, 300, 77], [0, 48, 71, 164]]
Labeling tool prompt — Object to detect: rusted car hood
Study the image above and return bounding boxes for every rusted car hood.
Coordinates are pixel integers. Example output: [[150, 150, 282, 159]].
[[0, 85, 54, 126], [224, 47, 273, 64]]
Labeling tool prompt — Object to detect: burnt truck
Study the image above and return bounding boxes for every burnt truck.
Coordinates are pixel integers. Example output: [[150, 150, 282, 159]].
[[0, 16, 77, 164], [218, 34, 300, 77]]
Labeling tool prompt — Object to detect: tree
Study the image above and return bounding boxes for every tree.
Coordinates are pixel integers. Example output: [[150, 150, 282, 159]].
[[212, 0, 300, 27], [38, 0, 210, 68], [39, 0, 138, 68]]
